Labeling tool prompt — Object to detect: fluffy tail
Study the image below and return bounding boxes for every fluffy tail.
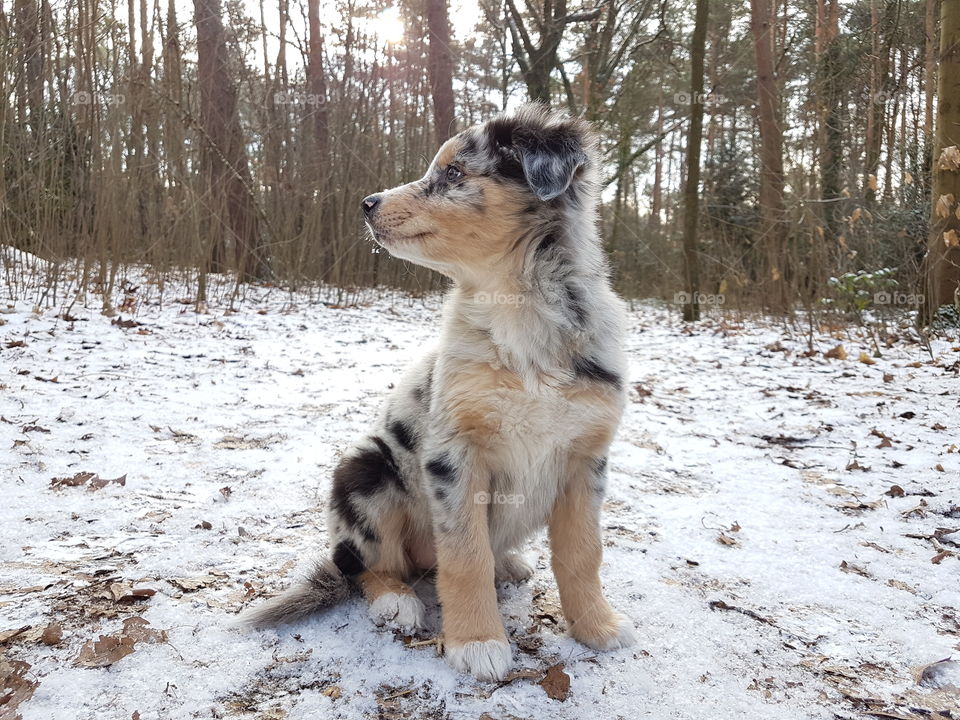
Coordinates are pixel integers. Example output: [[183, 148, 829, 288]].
[[239, 557, 352, 627]]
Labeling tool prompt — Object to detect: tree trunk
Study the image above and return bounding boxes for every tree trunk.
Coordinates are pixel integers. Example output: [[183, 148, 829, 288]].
[[817, 0, 842, 241], [750, 0, 787, 310], [921, 0, 960, 321], [194, 0, 269, 283], [426, 0, 455, 142], [680, 0, 708, 322]]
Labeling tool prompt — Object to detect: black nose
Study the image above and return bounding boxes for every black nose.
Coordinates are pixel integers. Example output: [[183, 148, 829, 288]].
[[361, 194, 382, 217]]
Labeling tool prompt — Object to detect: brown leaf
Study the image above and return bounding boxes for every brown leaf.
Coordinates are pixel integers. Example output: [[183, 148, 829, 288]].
[[931, 551, 954, 565], [882, 373, 894, 383], [839, 560, 871, 578], [120, 617, 167, 644], [825, 344, 847, 360], [539, 663, 571, 701], [50, 472, 125, 491], [171, 576, 216, 592], [321, 686, 342, 700], [0, 659, 38, 717], [40, 622, 63, 646], [870, 428, 893, 448], [935, 193, 956, 218], [885, 485, 905, 497], [717, 533, 738, 546], [76, 634, 136, 667], [0, 626, 32, 644], [858, 351, 876, 366]]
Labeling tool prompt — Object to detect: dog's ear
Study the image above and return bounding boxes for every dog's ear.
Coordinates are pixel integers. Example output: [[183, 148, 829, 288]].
[[512, 126, 587, 202]]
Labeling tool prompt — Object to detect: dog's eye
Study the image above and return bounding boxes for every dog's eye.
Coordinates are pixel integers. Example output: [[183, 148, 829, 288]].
[[445, 165, 463, 182]]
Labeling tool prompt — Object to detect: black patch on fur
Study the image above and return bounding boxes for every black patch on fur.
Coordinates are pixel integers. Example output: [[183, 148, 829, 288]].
[[565, 283, 588, 327], [425, 454, 457, 485], [388, 419, 416, 452], [332, 539, 365, 577], [593, 456, 608, 475], [573, 356, 621, 389], [534, 233, 559, 259], [413, 366, 434, 405]]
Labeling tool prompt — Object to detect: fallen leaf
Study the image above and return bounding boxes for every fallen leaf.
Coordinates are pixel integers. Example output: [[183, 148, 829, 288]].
[[539, 663, 571, 701], [76, 634, 136, 667], [40, 622, 63, 646], [0, 659, 38, 717], [825, 344, 847, 360], [839, 560, 871, 578], [885, 485, 905, 497], [858, 351, 876, 366], [171, 576, 216, 592], [321, 686, 342, 700]]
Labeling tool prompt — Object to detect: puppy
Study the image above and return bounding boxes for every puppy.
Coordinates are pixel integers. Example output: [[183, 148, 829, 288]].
[[244, 104, 636, 681]]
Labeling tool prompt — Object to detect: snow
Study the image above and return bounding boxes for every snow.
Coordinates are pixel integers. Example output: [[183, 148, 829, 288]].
[[2, 264, 959, 719]]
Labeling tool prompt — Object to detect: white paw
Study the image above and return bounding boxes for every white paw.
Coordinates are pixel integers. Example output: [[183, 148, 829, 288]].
[[495, 553, 534, 584], [577, 614, 638, 652], [445, 639, 512, 681], [369, 592, 425, 632]]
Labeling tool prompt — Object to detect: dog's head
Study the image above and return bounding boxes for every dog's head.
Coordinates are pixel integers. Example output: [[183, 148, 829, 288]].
[[361, 104, 596, 280]]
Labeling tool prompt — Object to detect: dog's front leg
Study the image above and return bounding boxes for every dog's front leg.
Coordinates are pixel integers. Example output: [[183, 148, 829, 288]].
[[426, 452, 511, 681], [549, 456, 637, 651]]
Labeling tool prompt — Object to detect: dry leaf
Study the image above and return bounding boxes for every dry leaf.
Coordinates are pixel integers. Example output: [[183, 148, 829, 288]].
[[539, 663, 571, 701], [171, 576, 216, 592], [321, 686, 342, 700], [120, 617, 167, 644], [0, 660, 38, 718], [850, 207, 863, 224], [904, 170, 913, 185], [717, 533, 738, 546], [885, 485, 905, 497], [825, 344, 847, 360], [858, 351, 876, 366], [944, 229, 960, 249], [76, 634, 136, 668], [867, 174, 878, 191], [839, 560, 870, 578], [40, 621, 63, 646], [883, 373, 894, 383]]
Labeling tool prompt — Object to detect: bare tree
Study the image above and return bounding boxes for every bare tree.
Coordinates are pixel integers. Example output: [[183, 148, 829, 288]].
[[193, 0, 269, 284], [921, 0, 960, 321], [504, 0, 600, 103], [427, 0, 455, 142], [681, 0, 708, 322], [750, 0, 786, 309]]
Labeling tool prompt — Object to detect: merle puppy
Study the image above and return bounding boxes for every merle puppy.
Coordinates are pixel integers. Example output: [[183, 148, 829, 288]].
[[244, 104, 636, 681]]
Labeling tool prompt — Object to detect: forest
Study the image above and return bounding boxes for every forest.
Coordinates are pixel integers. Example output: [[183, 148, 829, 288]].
[[2, 0, 958, 323], [2, 2, 960, 719]]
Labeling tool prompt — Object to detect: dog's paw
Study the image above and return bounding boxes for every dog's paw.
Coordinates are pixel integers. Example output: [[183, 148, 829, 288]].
[[369, 592, 426, 632], [495, 552, 534, 585], [571, 612, 637, 652], [445, 639, 512, 681]]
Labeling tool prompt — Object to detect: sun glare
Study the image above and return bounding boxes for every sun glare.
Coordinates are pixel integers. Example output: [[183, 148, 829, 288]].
[[368, 5, 405, 45]]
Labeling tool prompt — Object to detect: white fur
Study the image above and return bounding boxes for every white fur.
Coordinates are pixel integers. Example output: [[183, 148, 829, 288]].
[[445, 639, 513, 681], [368, 592, 426, 632], [494, 552, 534, 584], [577, 614, 638, 652]]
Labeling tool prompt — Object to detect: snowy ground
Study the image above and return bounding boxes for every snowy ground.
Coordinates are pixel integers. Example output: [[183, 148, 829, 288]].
[[2, 265, 959, 720]]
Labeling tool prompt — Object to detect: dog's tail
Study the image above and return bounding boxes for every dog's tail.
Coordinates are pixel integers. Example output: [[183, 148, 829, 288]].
[[239, 557, 352, 628]]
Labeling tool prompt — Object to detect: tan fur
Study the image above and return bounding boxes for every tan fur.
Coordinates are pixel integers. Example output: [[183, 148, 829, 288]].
[[435, 470, 506, 648], [548, 464, 624, 648], [442, 363, 523, 446]]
